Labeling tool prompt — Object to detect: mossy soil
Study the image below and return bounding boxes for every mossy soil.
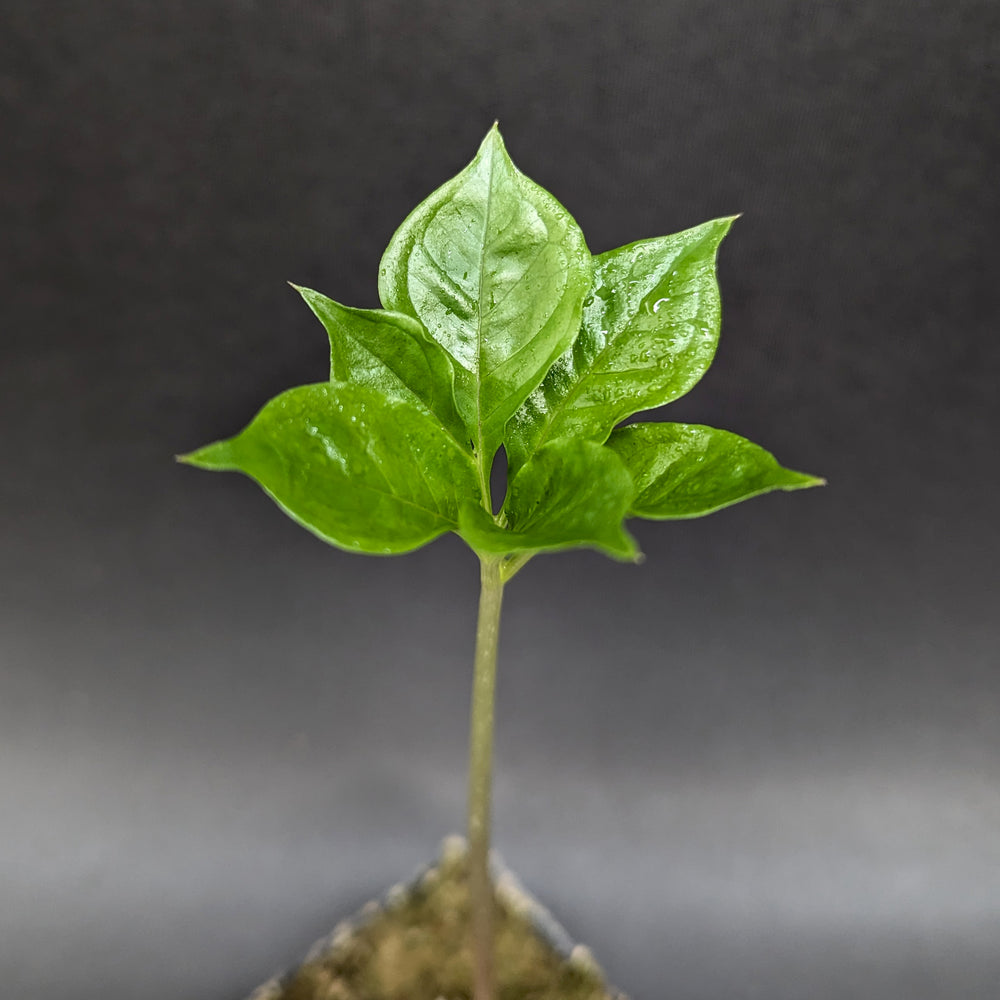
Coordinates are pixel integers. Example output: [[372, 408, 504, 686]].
[[277, 857, 615, 1000]]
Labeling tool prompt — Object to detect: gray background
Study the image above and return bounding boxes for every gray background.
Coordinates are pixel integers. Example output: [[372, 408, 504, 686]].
[[2, 2, 998, 998]]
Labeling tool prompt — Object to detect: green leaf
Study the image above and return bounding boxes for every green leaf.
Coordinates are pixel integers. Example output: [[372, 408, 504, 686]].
[[378, 124, 592, 480], [506, 217, 735, 471], [292, 285, 468, 446], [177, 383, 480, 554], [183, 135, 822, 570], [458, 440, 639, 560], [606, 422, 824, 519]]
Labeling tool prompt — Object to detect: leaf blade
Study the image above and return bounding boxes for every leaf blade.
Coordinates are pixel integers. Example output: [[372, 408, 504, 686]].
[[458, 440, 639, 560], [607, 422, 824, 519], [378, 124, 592, 471], [292, 285, 468, 446], [506, 217, 735, 470], [178, 383, 480, 554]]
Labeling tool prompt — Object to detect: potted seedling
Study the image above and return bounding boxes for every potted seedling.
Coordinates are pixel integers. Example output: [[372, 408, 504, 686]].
[[179, 124, 822, 1000]]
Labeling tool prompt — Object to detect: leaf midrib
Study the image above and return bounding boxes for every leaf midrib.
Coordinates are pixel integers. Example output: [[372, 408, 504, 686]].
[[474, 145, 496, 462]]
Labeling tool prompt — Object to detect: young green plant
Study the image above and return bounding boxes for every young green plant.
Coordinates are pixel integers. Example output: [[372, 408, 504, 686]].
[[179, 125, 822, 1000]]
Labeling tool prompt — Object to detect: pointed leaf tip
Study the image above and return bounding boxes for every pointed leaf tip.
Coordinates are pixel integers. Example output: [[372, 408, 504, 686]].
[[480, 121, 506, 155], [175, 439, 239, 471], [789, 473, 826, 489], [710, 214, 739, 235]]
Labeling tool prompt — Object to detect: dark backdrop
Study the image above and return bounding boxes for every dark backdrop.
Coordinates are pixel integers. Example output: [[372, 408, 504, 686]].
[[2, 3, 998, 998]]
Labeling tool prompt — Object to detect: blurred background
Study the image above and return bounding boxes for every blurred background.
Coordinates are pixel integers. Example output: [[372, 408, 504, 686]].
[[2, 2, 998, 998]]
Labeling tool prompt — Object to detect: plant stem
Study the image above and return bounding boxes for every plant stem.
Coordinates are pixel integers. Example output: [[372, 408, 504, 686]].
[[467, 554, 504, 1000]]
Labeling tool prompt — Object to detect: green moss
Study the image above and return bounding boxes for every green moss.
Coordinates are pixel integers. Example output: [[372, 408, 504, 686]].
[[278, 857, 615, 1000]]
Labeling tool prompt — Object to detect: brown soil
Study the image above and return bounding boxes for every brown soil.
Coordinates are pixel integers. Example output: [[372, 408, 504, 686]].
[[277, 855, 616, 1000]]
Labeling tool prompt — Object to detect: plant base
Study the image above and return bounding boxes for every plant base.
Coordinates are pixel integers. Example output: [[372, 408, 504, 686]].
[[247, 836, 626, 1000]]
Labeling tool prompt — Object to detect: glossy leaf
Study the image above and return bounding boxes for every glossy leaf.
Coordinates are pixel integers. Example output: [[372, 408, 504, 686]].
[[178, 383, 480, 554], [506, 217, 735, 471], [184, 134, 822, 566], [378, 125, 592, 476], [292, 285, 468, 445], [458, 440, 639, 560], [607, 422, 824, 519]]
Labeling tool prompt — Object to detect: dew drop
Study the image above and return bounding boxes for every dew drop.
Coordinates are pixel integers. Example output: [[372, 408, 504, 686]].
[[652, 297, 670, 313]]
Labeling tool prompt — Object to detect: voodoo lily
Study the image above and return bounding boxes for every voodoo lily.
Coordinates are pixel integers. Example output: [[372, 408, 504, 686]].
[[179, 125, 822, 1000]]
